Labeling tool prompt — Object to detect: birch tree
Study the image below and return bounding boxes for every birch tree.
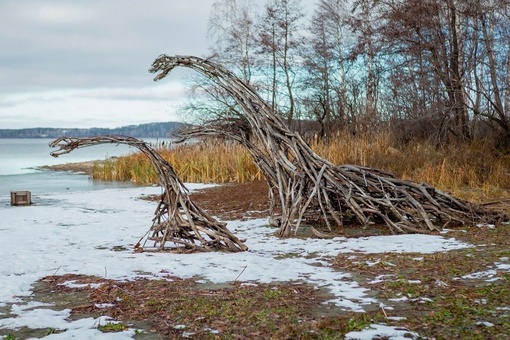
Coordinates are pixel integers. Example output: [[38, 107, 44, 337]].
[[301, 0, 351, 139], [182, 0, 258, 131], [257, 0, 305, 125]]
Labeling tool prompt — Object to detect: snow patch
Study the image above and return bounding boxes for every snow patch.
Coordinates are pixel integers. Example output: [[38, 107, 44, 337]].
[[345, 323, 421, 339], [0, 185, 471, 337]]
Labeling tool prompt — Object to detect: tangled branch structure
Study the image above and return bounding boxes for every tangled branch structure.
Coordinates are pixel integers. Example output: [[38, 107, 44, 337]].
[[49, 136, 248, 252], [150, 54, 506, 237]]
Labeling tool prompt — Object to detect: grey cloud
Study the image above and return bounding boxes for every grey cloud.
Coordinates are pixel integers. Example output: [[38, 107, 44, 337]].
[[74, 84, 188, 101], [0, 0, 212, 94]]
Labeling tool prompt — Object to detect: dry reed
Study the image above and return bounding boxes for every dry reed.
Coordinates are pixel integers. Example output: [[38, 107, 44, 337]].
[[91, 135, 510, 202], [92, 140, 262, 185]]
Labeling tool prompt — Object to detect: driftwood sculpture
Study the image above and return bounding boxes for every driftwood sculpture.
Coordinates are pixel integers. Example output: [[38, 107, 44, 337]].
[[49, 136, 247, 252], [150, 55, 505, 237]]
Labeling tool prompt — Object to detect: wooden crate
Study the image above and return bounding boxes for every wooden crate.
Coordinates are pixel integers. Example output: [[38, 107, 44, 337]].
[[10, 191, 32, 206]]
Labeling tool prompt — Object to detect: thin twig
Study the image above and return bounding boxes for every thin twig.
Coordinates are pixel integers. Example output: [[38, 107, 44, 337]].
[[234, 265, 248, 283]]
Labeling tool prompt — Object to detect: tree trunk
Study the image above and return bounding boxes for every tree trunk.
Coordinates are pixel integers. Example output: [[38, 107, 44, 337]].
[[447, 0, 470, 140]]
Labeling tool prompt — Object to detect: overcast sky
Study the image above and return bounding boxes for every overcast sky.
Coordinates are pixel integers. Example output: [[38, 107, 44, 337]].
[[0, 0, 216, 129]]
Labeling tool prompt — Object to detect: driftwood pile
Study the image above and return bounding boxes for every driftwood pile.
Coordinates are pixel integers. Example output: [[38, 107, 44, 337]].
[[49, 136, 247, 252], [150, 54, 506, 237]]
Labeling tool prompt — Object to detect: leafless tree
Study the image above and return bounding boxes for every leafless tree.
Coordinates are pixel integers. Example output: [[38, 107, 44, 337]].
[[181, 0, 258, 132], [208, 0, 257, 82], [472, 0, 510, 146], [348, 0, 385, 132], [300, 0, 352, 139], [373, 0, 510, 143], [257, 0, 305, 125], [196, 0, 510, 145]]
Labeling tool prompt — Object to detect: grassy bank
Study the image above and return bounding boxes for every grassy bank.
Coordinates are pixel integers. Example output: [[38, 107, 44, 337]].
[[91, 135, 510, 202]]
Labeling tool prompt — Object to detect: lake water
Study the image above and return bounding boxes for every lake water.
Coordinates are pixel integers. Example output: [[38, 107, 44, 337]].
[[0, 138, 171, 196]]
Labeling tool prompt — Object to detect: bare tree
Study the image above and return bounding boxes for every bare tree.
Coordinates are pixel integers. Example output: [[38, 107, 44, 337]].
[[373, 0, 482, 142], [257, 0, 305, 125], [179, 0, 259, 136], [473, 0, 510, 145], [301, 0, 352, 139], [348, 0, 385, 132], [208, 0, 257, 82], [192, 0, 510, 146]]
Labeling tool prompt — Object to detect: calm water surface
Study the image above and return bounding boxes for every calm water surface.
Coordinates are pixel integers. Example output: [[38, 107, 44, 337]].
[[0, 138, 169, 196]]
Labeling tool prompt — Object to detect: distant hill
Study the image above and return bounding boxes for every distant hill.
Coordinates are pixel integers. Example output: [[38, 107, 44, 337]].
[[0, 122, 187, 138]]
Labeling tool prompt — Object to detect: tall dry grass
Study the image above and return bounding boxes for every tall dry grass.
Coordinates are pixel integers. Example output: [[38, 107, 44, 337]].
[[310, 133, 510, 201], [92, 135, 510, 202], [92, 140, 262, 185]]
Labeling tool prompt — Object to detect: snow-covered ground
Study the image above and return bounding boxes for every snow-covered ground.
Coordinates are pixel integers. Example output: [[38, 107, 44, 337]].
[[0, 184, 471, 339]]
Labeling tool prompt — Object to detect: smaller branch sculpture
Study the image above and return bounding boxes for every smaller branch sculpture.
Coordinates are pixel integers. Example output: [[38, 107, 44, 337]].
[[49, 136, 248, 253]]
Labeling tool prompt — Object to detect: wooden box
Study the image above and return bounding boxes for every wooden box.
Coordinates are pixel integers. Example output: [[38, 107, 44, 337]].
[[10, 191, 32, 206]]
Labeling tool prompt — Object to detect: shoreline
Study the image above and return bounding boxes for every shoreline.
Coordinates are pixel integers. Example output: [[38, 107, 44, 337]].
[[39, 160, 99, 175]]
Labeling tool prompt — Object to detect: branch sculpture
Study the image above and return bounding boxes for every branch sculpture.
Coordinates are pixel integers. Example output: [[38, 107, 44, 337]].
[[49, 136, 248, 252], [150, 54, 506, 237]]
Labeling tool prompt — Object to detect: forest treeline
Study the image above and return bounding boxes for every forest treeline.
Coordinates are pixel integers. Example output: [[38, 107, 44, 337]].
[[0, 122, 185, 138], [186, 0, 510, 149]]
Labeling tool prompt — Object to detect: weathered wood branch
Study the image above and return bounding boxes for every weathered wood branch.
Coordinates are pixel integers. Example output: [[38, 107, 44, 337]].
[[49, 135, 248, 252], [150, 54, 506, 237]]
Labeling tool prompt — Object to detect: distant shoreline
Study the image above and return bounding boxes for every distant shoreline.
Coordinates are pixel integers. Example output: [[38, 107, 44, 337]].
[[0, 121, 185, 139]]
